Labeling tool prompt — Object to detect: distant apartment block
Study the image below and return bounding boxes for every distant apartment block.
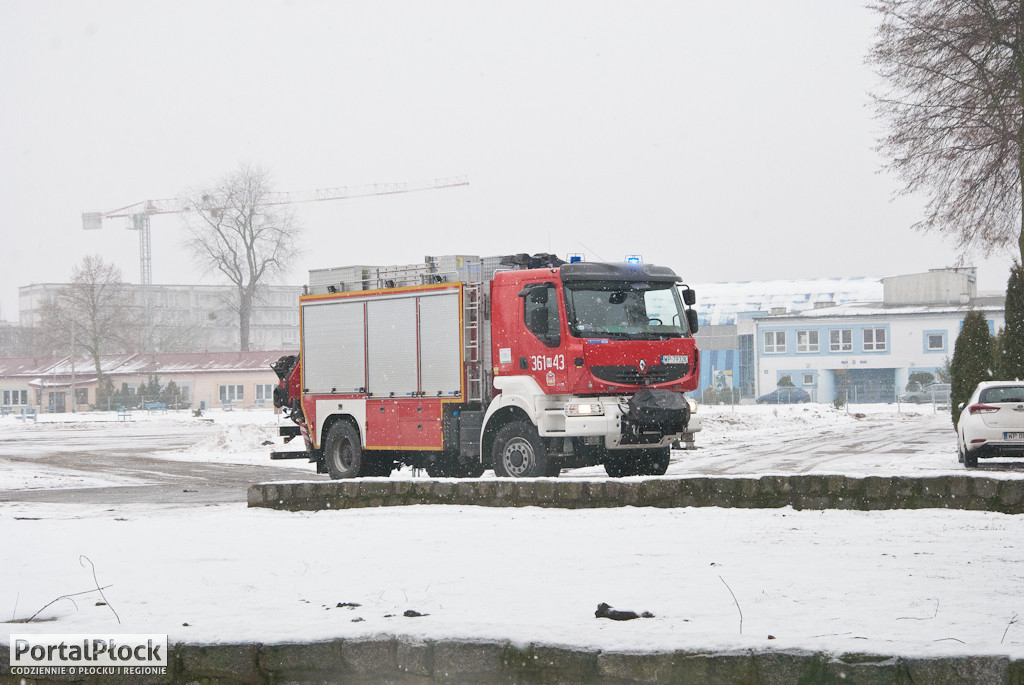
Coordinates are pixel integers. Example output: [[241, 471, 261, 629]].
[[18, 283, 302, 353]]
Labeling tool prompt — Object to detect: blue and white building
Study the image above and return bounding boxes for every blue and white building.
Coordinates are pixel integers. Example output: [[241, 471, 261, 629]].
[[693, 276, 883, 399], [694, 268, 1006, 403]]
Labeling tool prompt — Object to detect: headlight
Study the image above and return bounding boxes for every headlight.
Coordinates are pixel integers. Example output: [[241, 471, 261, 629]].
[[686, 398, 698, 413], [565, 401, 605, 416]]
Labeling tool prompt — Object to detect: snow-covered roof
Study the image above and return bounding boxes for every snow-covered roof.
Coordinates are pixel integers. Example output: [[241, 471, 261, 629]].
[[0, 350, 298, 380], [756, 299, 1005, 321], [694, 277, 884, 326]]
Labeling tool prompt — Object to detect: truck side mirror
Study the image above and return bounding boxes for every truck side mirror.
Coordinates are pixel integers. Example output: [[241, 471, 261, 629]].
[[686, 308, 699, 334], [682, 288, 696, 306], [518, 285, 548, 303]]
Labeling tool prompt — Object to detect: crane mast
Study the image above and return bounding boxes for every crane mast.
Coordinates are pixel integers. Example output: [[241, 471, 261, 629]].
[[83, 176, 469, 285]]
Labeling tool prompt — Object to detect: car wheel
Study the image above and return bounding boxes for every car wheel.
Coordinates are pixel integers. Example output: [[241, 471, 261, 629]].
[[957, 439, 965, 464], [964, 448, 979, 468], [492, 421, 551, 478]]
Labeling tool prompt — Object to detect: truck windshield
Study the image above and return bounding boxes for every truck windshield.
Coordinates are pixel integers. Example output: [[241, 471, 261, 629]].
[[563, 280, 690, 339]]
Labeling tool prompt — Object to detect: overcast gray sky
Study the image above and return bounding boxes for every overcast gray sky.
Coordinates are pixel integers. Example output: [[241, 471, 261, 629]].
[[1, 0, 1017, 321]]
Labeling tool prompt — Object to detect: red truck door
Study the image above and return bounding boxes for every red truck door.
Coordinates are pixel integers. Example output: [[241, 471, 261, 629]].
[[511, 281, 570, 392]]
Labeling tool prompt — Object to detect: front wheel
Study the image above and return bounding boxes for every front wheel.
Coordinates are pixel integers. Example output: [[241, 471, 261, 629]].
[[604, 447, 670, 477], [324, 421, 364, 479], [492, 421, 552, 478], [641, 447, 671, 475]]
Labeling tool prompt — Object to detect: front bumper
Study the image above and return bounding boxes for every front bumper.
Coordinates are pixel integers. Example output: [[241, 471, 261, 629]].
[[537, 394, 696, 449]]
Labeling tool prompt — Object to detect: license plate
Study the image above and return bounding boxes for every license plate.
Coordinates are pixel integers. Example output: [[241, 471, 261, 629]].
[[661, 355, 688, 365], [1005, 432, 1024, 440]]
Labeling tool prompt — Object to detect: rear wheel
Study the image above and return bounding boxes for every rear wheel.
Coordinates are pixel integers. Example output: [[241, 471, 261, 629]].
[[492, 421, 552, 478], [964, 446, 979, 468], [361, 452, 395, 477], [324, 422, 363, 479]]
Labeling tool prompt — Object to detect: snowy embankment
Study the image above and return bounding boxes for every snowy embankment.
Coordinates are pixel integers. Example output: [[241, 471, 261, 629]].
[[0, 404, 1022, 659]]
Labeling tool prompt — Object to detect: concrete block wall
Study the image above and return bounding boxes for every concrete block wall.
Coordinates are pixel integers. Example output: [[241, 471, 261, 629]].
[[248, 475, 1024, 514], [2, 639, 1022, 684]]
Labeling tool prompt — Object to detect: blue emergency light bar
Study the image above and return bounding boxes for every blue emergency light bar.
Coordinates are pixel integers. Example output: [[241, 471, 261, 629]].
[[625, 255, 643, 264]]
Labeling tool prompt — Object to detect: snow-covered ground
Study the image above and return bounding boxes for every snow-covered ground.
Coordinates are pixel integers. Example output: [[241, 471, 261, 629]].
[[2, 401, 998, 485], [1, 404, 1022, 658]]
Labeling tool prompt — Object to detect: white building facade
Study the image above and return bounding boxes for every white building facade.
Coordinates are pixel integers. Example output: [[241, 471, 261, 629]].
[[753, 269, 1005, 403]]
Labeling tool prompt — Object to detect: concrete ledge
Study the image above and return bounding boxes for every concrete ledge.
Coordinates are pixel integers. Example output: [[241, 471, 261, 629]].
[[3, 639, 1021, 684], [248, 474, 1024, 514]]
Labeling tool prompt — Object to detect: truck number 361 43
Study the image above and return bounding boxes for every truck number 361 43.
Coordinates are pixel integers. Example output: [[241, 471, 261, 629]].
[[531, 354, 565, 371]]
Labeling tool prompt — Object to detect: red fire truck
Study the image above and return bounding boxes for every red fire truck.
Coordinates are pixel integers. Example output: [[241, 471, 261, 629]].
[[272, 253, 700, 478]]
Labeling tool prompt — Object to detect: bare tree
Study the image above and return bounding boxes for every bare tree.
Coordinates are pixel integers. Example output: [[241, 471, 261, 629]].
[[182, 163, 302, 351], [869, 0, 1024, 263], [36, 256, 138, 380]]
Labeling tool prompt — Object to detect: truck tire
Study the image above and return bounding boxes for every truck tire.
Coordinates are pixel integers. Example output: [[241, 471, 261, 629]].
[[324, 421, 363, 479], [604, 450, 642, 477], [604, 447, 670, 477], [641, 447, 671, 475], [492, 421, 552, 478], [361, 453, 394, 477], [425, 454, 485, 478]]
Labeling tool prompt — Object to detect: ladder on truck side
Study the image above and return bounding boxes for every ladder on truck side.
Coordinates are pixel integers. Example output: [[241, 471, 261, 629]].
[[463, 281, 485, 404]]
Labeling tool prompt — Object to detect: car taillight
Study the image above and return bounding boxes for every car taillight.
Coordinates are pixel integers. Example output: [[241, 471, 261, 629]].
[[968, 403, 999, 414]]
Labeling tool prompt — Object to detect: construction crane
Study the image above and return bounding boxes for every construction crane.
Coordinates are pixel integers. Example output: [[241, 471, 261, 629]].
[[82, 176, 469, 285]]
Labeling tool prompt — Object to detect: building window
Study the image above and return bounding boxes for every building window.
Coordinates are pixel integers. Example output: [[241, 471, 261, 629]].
[[75, 388, 88, 405], [802, 373, 815, 386], [764, 331, 786, 354], [863, 327, 887, 351], [829, 329, 852, 352], [219, 384, 244, 402], [255, 384, 273, 402], [925, 331, 946, 352], [796, 330, 819, 353]]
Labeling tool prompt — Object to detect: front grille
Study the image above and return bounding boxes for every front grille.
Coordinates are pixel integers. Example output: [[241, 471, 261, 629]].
[[590, 363, 689, 386]]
